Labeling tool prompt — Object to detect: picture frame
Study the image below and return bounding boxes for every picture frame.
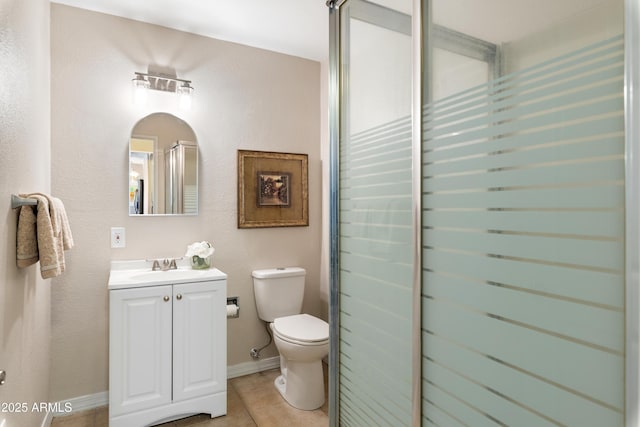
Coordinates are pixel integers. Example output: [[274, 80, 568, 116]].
[[237, 150, 308, 228]]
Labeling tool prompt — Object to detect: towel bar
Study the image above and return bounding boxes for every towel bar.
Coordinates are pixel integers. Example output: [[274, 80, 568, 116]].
[[11, 194, 37, 209]]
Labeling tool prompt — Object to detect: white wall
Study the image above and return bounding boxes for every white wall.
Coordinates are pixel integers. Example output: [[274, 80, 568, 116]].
[[50, 4, 322, 402], [0, 0, 52, 425]]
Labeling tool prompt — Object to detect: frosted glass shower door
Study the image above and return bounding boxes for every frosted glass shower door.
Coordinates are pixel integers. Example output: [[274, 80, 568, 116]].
[[335, 1, 415, 425], [421, 1, 626, 426]]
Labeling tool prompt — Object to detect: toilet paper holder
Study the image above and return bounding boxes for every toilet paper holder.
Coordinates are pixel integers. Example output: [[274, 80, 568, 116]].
[[226, 297, 239, 318]]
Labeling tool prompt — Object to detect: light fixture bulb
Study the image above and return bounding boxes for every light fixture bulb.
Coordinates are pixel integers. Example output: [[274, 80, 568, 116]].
[[132, 74, 150, 106], [177, 81, 194, 110]]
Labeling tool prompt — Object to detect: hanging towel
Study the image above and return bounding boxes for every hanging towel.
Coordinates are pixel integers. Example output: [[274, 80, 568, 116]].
[[16, 201, 39, 268], [47, 195, 74, 251], [16, 193, 74, 279]]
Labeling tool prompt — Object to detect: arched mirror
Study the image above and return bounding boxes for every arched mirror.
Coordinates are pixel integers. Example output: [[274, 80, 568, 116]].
[[129, 112, 198, 215]]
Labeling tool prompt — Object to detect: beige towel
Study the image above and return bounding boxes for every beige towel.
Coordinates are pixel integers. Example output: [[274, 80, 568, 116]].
[[16, 193, 74, 279], [46, 195, 74, 251], [16, 202, 39, 268]]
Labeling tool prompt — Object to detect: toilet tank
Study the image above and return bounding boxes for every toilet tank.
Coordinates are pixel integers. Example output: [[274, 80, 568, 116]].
[[252, 267, 305, 322]]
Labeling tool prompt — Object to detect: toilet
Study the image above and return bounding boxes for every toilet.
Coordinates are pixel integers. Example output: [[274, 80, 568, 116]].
[[252, 267, 329, 410]]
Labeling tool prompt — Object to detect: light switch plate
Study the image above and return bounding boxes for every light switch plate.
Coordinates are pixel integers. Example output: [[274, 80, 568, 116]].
[[111, 227, 126, 248]]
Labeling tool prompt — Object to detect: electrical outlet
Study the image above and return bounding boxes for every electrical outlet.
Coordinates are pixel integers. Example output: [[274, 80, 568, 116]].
[[111, 227, 126, 248]]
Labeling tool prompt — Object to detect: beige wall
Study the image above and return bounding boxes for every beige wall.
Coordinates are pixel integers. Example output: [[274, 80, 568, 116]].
[[0, 0, 52, 425], [50, 4, 321, 402]]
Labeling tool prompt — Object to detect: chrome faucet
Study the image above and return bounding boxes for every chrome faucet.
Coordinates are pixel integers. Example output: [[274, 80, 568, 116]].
[[150, 258, 179, 271]]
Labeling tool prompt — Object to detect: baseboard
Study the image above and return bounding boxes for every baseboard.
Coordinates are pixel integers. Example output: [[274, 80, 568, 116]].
[[227, 356, 280, 379], [40, 411, 54, 427], [47, 357, 281, 421], [52, 391, 109, 417]]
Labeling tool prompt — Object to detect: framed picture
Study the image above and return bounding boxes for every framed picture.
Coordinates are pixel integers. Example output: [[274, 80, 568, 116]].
[[238, 150, 308, 228]]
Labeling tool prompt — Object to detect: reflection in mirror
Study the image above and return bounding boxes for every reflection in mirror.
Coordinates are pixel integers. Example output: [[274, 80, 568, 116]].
[[129, 113, 198, 215]]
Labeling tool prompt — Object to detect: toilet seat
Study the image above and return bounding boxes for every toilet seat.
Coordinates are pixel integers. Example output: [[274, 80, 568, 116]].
[[274, 330, 329, 346], [273, 314, 329, 345]]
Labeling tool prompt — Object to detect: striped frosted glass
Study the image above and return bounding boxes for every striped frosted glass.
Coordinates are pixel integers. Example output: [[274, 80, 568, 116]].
[[421, 34, 625, 427], [339, 117, 414, 426], [337, 2, 414, 426]]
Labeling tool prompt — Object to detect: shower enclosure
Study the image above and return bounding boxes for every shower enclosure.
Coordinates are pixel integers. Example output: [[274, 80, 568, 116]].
[[165, 140, 198, 214], [328, 0, 640, 425]]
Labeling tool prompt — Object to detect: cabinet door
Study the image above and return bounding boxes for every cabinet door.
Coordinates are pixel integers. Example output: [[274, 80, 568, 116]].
[[172, 280, 227, 402], [109, 285, 173, 416]]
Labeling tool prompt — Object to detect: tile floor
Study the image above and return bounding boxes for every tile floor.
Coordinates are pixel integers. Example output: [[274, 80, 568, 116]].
[[51, 367, 328, 427]]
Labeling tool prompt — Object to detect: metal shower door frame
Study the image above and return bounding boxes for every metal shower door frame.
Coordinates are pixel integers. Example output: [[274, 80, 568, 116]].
[[330, 0, 640, 426], [327, 1, 421, 426]]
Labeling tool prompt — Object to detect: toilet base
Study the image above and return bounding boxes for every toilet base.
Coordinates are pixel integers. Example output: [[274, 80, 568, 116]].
[[273, 360, 325, 411], [274, 374, 286, 397]]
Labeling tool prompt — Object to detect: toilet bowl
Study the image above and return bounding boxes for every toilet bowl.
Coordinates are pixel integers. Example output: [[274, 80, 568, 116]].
[[251, 267, 329, 411], [271, 314, 329, 410]]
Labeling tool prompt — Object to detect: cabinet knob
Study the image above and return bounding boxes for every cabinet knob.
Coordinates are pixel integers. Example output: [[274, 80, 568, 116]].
[[176, 294, 183, 300], [163, 296, 170, 302]]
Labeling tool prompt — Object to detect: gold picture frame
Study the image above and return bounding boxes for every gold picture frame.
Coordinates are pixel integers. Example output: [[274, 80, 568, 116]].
[[237, 150, 309, 228]]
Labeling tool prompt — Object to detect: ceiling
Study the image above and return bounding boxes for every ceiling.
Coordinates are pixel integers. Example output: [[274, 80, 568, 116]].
[[50, 0, 330, 62], [50, 0, 614, 62]]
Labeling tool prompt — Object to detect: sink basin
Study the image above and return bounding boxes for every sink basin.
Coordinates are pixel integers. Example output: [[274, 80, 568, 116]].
[[130, 269, 210, 282], [108, 260, 227, 289]]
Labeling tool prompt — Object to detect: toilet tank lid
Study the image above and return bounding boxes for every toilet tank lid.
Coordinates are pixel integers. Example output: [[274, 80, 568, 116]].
[[252, 267, 306, 279]]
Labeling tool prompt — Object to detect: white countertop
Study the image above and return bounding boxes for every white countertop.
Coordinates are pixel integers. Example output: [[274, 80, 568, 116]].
[[108, 259, 227, 289]]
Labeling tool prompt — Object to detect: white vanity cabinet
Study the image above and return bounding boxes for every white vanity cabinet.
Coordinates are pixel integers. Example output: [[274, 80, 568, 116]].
[[108, 263, 227, 427]]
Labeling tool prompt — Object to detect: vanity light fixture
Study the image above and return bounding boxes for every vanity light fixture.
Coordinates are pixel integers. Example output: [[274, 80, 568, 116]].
[[132, 74, 150, 106], [131, 71, 194, 110], [177, 81, 194, 110]]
